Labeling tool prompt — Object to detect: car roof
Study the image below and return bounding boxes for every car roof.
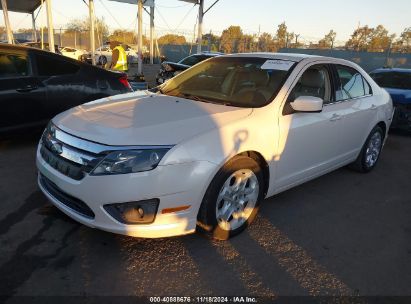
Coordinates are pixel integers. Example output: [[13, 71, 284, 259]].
[[221, 52, 324, 62], [0, 43, 112, 72], [370, 67, 411, 74], [0, 43, 57, 53], [191, 52, 223, 57]]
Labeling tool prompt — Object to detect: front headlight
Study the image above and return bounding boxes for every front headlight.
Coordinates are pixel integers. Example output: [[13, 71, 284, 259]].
[[91, 149, 169, 175]]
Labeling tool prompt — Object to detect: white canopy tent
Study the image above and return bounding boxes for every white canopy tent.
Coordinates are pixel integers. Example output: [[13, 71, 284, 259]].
[[0, 0, 56, 52], [1, 0, 40, 45]]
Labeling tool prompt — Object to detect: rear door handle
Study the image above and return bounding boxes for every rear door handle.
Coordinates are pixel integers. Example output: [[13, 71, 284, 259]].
[[370, 104, 377, 110], [16, 85, 38, 92], [329, 113, 342, 121]]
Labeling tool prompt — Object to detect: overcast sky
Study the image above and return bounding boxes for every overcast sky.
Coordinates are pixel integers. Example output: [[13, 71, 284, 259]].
[[1, 0, 410, 43]]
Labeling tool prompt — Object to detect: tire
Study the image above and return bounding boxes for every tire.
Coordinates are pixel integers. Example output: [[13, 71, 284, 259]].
[[349, 125, 384, 173], [197, 156, 265, 240], [98, 56, 107, 67]]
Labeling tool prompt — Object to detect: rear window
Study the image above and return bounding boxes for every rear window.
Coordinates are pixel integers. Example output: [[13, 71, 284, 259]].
[[335, 65, 371, 100], [370, 71, 411, 90], [36, 54, 80, 76], [0, 53, 29, 78], [179, 55, 202, 66]]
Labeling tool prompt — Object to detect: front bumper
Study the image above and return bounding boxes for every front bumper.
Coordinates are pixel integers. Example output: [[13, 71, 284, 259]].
[[36, 145, 217, 238], [392, 103, 411, 130]]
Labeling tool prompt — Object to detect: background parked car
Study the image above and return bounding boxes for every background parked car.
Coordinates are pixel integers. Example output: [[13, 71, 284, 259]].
[[60, 46, 87, 60], [156, 52, 223, 85], [0, 44, 132, 135], [81, 44, 139, 67], [370, 68, 411, 131], [0, 39, 31, 44]]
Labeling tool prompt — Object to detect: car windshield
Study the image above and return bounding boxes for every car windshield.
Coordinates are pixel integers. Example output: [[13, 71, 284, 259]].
[[160, 56, 295, 107], [179, 55, 202, 66], [370, 71, 411, 90]]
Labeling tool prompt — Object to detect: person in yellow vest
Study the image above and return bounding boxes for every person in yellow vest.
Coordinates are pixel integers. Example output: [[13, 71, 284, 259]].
[[109, 41, 128, 72]]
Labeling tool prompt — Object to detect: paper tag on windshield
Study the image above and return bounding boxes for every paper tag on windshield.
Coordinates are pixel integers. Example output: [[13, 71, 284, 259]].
[[261, 60, 294, 71]]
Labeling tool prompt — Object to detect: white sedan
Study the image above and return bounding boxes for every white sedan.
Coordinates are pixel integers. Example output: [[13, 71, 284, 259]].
[[94, 45, 139, 66], [36, 53, 394, 240], [60, 47, 87, 60]]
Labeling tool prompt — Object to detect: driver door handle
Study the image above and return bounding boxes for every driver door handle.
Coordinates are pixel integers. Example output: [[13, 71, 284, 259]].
[[16, 85, 38, 92], [329, 113, 342, 121]]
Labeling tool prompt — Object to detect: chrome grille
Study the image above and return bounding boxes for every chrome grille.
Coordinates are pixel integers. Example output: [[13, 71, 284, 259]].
[[40, 124, 103, 180]]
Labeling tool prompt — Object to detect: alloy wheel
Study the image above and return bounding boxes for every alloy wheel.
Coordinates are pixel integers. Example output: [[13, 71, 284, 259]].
[[365, 131, 382, 168], [215, 169, 259, 231]]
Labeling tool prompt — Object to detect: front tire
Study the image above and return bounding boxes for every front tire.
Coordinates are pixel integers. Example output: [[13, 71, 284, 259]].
[[349, 125, 384, 173], [197, 156, 264, 240]]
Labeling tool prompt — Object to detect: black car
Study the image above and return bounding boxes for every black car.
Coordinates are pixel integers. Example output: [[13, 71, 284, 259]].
[[0, 44, 132, 135], [156, 52, 222, 85]]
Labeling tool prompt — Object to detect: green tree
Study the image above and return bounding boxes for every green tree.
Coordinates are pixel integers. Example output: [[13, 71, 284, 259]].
[[219, 25, 243, 53], [368, 25, 395, 52], [238, 34, 253, 53], [393, 27, 411, 53], [345, 25, 373, 51], [258, 32, 276, 52], [318, 30, 337, 49], [202, 33, 220, 51], [157, 34, 186, 45], [275, 22, 290, 48], [108, 29, 148, 46], [65, 17, 109, 42]]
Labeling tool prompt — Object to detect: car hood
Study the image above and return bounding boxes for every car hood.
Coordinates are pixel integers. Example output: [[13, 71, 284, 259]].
[[383, 88, 411, 104], [53, 91, 252, 146]]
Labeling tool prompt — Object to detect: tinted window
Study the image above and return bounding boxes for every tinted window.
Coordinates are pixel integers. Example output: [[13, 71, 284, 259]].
[[179, 55, 201, 66], [0, 53, 29, 78], [363, 78, 372, 95], [370, 71, 411, 90], [336, 65, 367, 100], [36, 54, 80, 76], [288, 65, 332, 103]]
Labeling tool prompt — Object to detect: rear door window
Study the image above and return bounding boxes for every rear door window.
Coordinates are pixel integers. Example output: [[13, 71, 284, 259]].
[[0, 53, 29, 78], [335, 65, 370, 101], [35, 54, 80, 76]]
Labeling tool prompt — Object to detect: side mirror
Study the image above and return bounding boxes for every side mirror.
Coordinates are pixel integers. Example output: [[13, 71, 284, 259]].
[[290, 96, 323, 113]]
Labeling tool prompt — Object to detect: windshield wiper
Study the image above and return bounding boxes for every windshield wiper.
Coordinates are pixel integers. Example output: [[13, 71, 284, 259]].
[[181, 93, 232, 106], [181, 93, 207, 102]]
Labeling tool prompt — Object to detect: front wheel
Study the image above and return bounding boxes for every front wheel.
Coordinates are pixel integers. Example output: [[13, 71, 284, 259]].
[[349, 125, 384, 173], [197, 156, 264, 240]]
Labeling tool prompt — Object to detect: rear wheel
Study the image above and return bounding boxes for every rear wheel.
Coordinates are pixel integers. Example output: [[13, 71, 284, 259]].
[[197, 156, 264, 240], [98, 55, 108, 67], [349, 125, 384, 173]]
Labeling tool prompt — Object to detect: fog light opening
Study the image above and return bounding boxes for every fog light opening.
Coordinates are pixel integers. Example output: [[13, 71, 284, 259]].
[[104, 199, 159, 224]]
